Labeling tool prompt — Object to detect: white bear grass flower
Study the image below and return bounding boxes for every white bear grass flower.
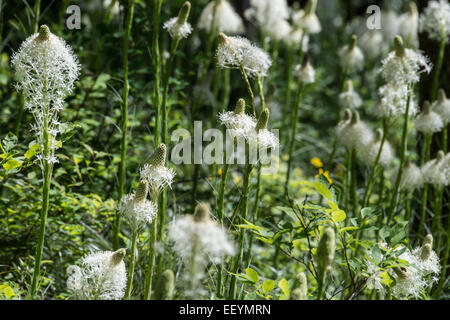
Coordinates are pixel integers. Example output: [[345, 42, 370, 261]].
[[398, 2, 419, 48], [119, 180, 157, 232], [67, 249, 127, 300], [11, 25, 80, 165], [245, 0, 289, 37], [293, 0, 321, 34], [248, 108, 279, 151], [433, 89, 450, 123], [216, 33, 272, 78], [336, 110, 374, 151], [338, 35, 364, 72], [219, 98, 256, 138], [339, 80, 362, 109], [421, 150, 449, 186], [163, 2, 192, 40], [397, 158, 424, 191], [375, 82, 418, 118], [140, 144, 175, 194], [379, 36, 432, 85], [420, 0, 450, 42], [414, 101, 444, 134], [294, 54, 315, 84], [198, 0, 244, 35], [360, 129, 394, 167]]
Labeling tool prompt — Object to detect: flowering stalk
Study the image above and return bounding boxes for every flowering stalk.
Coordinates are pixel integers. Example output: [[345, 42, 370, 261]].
[[114, 0, 135, 250], [152, 0, 163, 147], [387, 88, 412, 222], [144, 193, 158, 300], [33, 0, 41, 33], [285, 83, 305, 194], [125, 231, 138, 298], [418, 133, 432, 239]]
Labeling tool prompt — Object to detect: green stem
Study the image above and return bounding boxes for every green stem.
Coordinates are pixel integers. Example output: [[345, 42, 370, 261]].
[[431, 25, 446, 102], [387, 88, 412, 223], [114, 0, 135, 250], [125, 231, 138, 298], [435, 209, 450, 298], [33, 0, 41, 33], [144, 195, 158, 300], [152, 0, 163, 147], [350, 149, 358, 216], [245, 163, 261, 269], [285, 84, 304, 194], [216, 163, 229, 297], [417, 134, 431, 239]]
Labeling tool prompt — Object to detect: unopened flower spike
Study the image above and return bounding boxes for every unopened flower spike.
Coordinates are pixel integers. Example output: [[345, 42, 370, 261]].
[[194, 203, 211, 222], [111, 248, 127, 266], [290, 272, 307, 300], [317, 228, 336, 273], [235, 98, 246, 115], [294, 53, 315, 84], [394, 36, 405, 57], [338, 34, 364, 72], [256, 108, 269, 131], [295, 0, 321, 34], [140, 144, 175, 193], [154, 269, 175, 300], [163, 1, 193, 39], [218, 99, 256, 138]]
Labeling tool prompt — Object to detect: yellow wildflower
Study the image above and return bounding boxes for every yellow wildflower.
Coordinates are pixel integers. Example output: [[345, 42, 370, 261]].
[[315, 168, 333, 184], [311, 157, 323, 168]]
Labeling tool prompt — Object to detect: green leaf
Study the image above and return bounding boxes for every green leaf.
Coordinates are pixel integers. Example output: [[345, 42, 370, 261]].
[[3, 159, 21, 172], [371, 245, 382, 263], [314, 180, 333, 200], [278, 278, 290, 297], [262, 280, 275, 294], [245, 268, 259, 283], [2, 133, 18, 152], [331, 209, 346, 223], [276, 206, 300, 223], [340, 226, 358, 232], [59, 123, 81, 143], [361, 207, 376, 219], [236, 219, 263, 231], [25, 144, 41, 159]]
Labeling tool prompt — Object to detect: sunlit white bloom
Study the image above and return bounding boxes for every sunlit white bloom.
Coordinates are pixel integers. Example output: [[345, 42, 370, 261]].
[[11, 25, 80, 166], [414, 101, 444, 134], [391, 266, 427, 299], [338, 35, 364, 72], [421, 151, 449, 186], [397, 159, 424, 191], [360, 129, 394, 167], [140, 144, 175, 193], [218, 99, 257, 138], [375, 82, 418, 118], [293, 0, 321, 34], [245, 0, 289, 36], [339, 80, 362, 109], [420, 0, 450, 42], [410, 246, 441, 276], [247, 109, 279, 150], [67, 249, 127, 300], [379, 37, 432, 84], [198, 0, 244, 34], [266, 19, 292, 42], [433, 89, 450, 123], [398, 2, 419, 48], [336, 110, 374, 150], [360, 30, 385, 59], [163, 2, 192, 40], [294, 57, 315, 84], [216, 34, 272, 78], [169, 204, 235, 264]]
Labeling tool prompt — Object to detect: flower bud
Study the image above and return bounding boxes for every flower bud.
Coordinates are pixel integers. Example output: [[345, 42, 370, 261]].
[[423, 234, 433, 247], [423, 101, 431, 114], [177, 1, 191, 26], [154, 269, 175, 300], [306, 0, 318, 15], [149, 144, 167, 167], [235, 98, 246, 115], [37, 25, 51, 42], [343, 108, 352, 121], [349, 34, 357, 50], [375, 128, 383, 142], [135, 180, 149, 203], [350, 110, 360, 125], [317, 227, 335, 273], [393, 267, 408, 279], [194, 203, 211, 222], [438, 89, 447, 104], [256, 108, 270, 131], [420, 243, 432, 261], [290, 272, 307, 300], [394, 36, 405, 57], [110, 248, 126, 266]]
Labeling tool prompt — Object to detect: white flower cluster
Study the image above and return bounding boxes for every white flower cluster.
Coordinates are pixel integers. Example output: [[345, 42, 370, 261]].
[[420, 0, 450, 42], [140, 144, 175, 193], [169, 204, 235, 265], [414, 101, 444, 134], [163, 2, 192, 40], [336, 110, 374, 151], [338, 35, 364, 72], [293, 58, 315, 84], [216, 34, 272, 78], [67, 249, 127, 300], [11, 25, 80, 166], [397, 159, 424, 191], [374, 83, 418, 118], [339, 80, 362, 109], [422, 151, 450, 187], [433, 89, 450, 123], [398, 2, 419, 48], [245, 0, 289, 37], [292, 0, 321, 34], [360, 129, 394, 167], [198, 0, 244, 35]]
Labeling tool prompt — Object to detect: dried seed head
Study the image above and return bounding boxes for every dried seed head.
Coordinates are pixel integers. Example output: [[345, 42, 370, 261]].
[[420, 243, 432, 261], [235, 98, 246, 115], [134, 180, 149, 203], [256, 108, 270, 131], [149, 144, 167, 167], [37, 25, 51, 42], [110, 248, 126, 266], [194, 203, 211, 222], [423, 234, 433, 247], [154, 269, 175, 300], [177, 1, 191, 25], [394, 36, 405, 57], [317, 227, 336, 272]]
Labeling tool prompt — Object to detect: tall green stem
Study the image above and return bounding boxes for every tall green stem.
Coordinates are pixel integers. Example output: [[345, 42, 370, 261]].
[[125, 231, 138, 298], [33, 0, 41, 33], [144, 193, 159, 300], [417, 134, 431, 239], [152, 0, 163, 147], [114, 0, 135, 250]]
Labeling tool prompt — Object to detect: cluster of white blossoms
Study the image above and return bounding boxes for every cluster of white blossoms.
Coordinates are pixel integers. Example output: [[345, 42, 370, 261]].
[[164, 2, 192, 40], [293, 55, 315, 84], [433, 89, 450, 123], [169, 203, 235, 265], [414, 101, 444, 134], [397, 159, 424, 191], [67, 249, 127, 300], [375, 83, 418, 118], [365, 236, 441, 299], [244, 0, 289, 37], [339, 80, 362, 109], [119, 180, 157, 232], [360, 129, 394, 167], [198, 0, 244, 35], [11, 25, 80, 165], [420, 0, 450, 42], [338, 35, 364, 72], [140, 144, 175, 193], [216, 33, 272, 78], [421, 151, 450, 187], [359, 30, 385, 60], [336, 109, 374, 151], [292, 0, 321, 34]]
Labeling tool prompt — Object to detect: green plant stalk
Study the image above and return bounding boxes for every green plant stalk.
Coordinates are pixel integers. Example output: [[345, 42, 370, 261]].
[[125, 231, 138, 298], [33, 0, 41, 33], [216, 162, 229, 297], [362, 120, 388, 207], [350, 149, 358, 216], [222, 68, 231, 112], [245, 163, 261, 269], [144, 192, 159, 300], [239, 64, 255, 117], [344, 150, 351, 213], [114, 0, 135, 250], [432, 187, 444, 249], [152, 0, 163, 147], [14, 94, 25, 137], [228, 163, 253, 299], [387, 89, 412, 223], [187, 236, 200, 299], [417, 134, 431, 239], [316, 269, 326, 300], [285, 84, 304, 194], [435, 211, 450, 298], [282, 46, 295, 138], [431, 25, 446, 102]]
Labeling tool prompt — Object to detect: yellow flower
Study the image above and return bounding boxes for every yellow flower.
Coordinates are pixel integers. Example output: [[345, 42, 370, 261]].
[[218, 168, 223, 176], [315, 168, 333, 184], [311, 157, 323, 168]]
